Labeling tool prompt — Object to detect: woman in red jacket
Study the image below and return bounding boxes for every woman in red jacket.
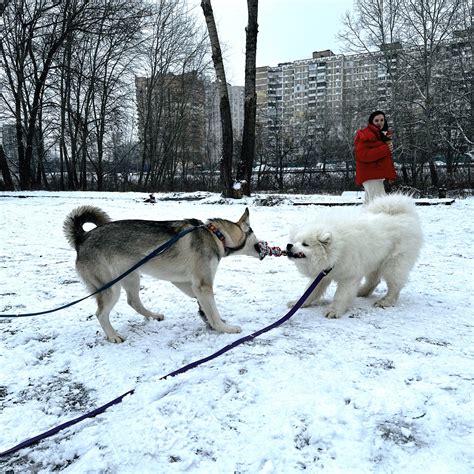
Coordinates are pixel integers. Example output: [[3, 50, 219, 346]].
[[354, 110, 397, 203]]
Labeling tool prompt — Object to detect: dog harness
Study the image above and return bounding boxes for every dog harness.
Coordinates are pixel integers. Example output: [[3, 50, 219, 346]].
[[206, 222, 253, 256]]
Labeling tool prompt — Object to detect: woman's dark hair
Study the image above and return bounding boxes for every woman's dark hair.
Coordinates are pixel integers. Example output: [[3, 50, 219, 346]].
[[368, 110, 390, 141]]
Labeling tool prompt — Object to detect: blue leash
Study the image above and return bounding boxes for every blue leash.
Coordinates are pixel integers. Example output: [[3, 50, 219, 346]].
[[0, 226, 201, 318], [0, 268, 331, 458]]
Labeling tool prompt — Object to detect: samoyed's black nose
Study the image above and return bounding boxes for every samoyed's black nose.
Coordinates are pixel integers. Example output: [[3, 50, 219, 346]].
[[286, 243, 293, 251]]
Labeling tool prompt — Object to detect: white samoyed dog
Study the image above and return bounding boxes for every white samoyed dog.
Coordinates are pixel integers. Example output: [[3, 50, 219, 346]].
[[286, 194, 423, 318]]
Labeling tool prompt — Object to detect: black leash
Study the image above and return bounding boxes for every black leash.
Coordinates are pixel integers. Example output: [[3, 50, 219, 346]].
[[0, 226, 201, 318], [0, 268, 331, 458]]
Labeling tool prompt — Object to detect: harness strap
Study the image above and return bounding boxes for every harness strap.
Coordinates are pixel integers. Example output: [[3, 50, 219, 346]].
[[206, 222, 248, 256]]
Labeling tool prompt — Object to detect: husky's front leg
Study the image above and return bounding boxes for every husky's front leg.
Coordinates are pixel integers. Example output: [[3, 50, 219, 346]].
[[172, 281, 209, 325], [192, 279, 241, 333]]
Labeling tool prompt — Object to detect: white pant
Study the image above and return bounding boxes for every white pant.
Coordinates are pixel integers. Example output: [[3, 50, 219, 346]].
[[362, 179, 386, 204]]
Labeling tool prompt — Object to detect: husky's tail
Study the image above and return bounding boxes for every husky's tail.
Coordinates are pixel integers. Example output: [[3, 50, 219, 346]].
[[63, 206, 111, 250], [366, 194, 417, 216]]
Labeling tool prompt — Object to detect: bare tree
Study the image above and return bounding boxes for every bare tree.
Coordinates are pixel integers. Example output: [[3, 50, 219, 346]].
[[0, 74, 14, 189], [0, 144, 15, 190], [85, 2, 147, 190], [200, 0, 234, 197], [257, 104, 300, 191], [0, 0, 92, 190], [55, 1, 150, 190], [339, 0, 404, 131], [400, 0, 466, 187], [236, 0, 258, 196], [136, 0, 208, 191]]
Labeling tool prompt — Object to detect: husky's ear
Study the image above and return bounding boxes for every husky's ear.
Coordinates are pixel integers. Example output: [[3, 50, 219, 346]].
[[237, 207, 250, 229], [319, 232, 331, 246]]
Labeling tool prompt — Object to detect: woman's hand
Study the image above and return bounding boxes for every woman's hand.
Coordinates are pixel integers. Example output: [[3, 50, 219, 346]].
[[387, 141, 393, 152]]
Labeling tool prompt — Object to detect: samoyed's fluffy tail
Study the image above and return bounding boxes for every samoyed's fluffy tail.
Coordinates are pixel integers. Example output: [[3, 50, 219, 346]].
[[366, 194, 417, 216]]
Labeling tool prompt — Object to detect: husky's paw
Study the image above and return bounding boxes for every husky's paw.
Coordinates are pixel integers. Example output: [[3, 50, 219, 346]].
[[107, 333, 125, 343], [220, 324, 242, 334], [374, 298, 395, 308], [324, 307, 342, 319], [146, 313, 164, 321]]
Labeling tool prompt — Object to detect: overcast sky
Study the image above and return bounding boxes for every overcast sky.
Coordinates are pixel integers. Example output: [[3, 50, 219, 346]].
[[188, 0, 355, 85]]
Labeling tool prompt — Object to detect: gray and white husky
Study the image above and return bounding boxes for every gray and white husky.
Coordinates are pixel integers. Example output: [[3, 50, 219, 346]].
[[64, 206, 261, 343]]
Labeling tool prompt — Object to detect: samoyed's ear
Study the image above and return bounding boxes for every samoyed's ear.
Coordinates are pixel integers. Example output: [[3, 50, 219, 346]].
[[319, 233, 332, 246]]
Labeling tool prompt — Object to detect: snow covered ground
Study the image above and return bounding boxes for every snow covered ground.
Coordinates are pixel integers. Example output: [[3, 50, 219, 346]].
[[0, 190, 472, 473]]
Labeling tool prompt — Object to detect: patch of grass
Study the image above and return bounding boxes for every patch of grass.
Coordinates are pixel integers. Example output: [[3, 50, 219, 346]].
[[415, 337, 450, 347], [378, 420, 422, 446], [17, 376, 95, 413]]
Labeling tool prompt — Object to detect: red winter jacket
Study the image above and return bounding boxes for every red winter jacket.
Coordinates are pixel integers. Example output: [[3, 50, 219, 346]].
[[354, 123, 397, 186]]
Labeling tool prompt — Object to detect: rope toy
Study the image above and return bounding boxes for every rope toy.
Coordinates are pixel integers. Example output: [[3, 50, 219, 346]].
[[257, 241, 287, 260], [257, 241, 305, 261]]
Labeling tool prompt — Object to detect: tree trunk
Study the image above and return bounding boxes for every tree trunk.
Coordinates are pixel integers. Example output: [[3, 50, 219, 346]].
[[428, 158, 439, 188], [201, 0, 234, 197], [16, 115, 30, 190], [0, 145, 14, 190], [237, 0, 258, 196]]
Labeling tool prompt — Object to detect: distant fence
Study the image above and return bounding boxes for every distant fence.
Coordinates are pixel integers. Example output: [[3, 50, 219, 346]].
[[1, 162, 472, 195]]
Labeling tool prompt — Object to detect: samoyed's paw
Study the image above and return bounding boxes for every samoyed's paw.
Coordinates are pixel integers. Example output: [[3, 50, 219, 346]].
[[324, 307, 342, 319], [288, 299, 315, 308], [374, 297, 396, 308]]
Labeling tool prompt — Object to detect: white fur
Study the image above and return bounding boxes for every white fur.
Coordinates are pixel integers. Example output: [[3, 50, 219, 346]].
[[287, 194, 423, 318]]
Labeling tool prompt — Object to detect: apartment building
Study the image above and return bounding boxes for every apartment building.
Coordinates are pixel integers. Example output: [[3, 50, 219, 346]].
[[207, 83, 245, 142], [135, 73, 206, 164], [256, 29, 471, 135], [256, 49, 383, 133], [206, 82, 245, 164], [229, 85, 245, 140]]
